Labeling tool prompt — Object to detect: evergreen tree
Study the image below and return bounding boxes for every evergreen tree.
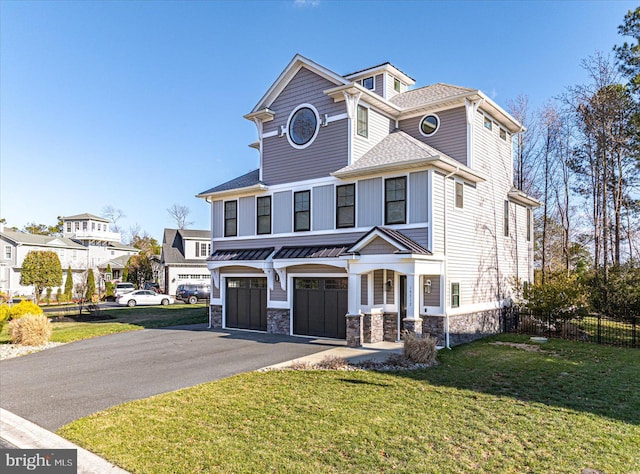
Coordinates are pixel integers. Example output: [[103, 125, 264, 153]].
[[20, 251, 63, 303], [64, 266, 73, 300], [85, 269, 96, 302]]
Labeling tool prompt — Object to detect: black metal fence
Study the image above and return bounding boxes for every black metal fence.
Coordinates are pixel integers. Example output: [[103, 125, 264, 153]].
[[501, 306, 638, 348]]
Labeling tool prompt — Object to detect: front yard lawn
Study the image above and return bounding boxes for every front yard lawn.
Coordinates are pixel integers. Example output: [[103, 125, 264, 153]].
[[58, 335, 640, 473], [0, 304, 208, 344]]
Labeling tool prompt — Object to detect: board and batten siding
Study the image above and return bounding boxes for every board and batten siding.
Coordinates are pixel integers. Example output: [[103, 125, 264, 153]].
[[353, 107, 394, 163], [312, 185, 334, 231], [261, 67, 348, 185], [273, 191, 293, 234], [409, 171, 428, 224], [399, 106, 468, 166], [238, 196, 255, 237], [357, 177, 383, 227], [212, 200, 223, 238]]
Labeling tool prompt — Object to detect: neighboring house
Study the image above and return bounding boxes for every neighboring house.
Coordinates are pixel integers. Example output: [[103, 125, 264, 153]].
[[160, 228, 212, 296], [0, 225, 88, 297], [197, 55, 539, 347], [0, 213, 139, 298]]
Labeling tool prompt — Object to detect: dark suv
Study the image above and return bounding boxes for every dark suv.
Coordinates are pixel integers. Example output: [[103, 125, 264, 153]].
[[176, 284, 210, 304]]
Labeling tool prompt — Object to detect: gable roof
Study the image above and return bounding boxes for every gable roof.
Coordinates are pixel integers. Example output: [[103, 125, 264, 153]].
[[247, 54, 349, 116], [0, 229, 86, 249], [332, 130, 485, 183], [348, 227, 431, 256], [197, 169, 266, 198], [161, 228, 211, 265], [63, 213, 109, 222]]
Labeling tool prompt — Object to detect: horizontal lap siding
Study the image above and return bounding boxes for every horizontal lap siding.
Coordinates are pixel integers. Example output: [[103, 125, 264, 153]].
[[270, 285, 287, 302], [220, 266, 263, 274], [212, 231, 365, 251], [289, 264, 346, 274], [359, 237, 398, 255], [401, 227, 429, 249], [423, 275, 440, 306], [432, 172, 445, 255], [399, 106, 467, 166], [353, 105, 394, 162], [262, 67, 348, 184]]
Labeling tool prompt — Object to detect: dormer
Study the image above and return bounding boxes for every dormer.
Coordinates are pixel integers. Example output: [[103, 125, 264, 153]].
[[344, 62, 415, 100]]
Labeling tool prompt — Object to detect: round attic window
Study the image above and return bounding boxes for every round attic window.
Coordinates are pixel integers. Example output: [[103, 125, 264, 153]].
[[287, 104, 319, 149], [419, 114, 440, 137]]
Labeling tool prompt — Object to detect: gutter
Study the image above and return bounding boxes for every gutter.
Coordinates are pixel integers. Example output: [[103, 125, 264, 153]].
[[442, 166, 460, 349]]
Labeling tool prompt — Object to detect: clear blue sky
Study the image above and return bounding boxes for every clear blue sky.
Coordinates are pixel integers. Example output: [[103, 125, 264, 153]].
[[1, 0, 636, 242]]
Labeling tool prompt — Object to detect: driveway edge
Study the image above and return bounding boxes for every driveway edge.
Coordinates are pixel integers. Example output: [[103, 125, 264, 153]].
[[0, 408, 128, 474]]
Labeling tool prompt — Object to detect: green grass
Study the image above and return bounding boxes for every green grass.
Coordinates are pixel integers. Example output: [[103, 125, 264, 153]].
[[0, 304, 208, 344], [57, 335, 640, 473]]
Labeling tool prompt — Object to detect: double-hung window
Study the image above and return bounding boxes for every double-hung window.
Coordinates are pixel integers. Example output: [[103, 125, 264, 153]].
[[336, 184, 355, 228], [224, 200, 237, 237], [4, 246, 11, 259], [385, 177, 406, 225], [357, 105, 368, 138], [257, 196, 271, 235], [451, 282, 460, 308], [455, 182, 464, 209], [294, 191, 310, 231]]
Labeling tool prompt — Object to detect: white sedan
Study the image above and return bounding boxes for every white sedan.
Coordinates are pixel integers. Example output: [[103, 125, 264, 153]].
[[116, 290, 175, 307]]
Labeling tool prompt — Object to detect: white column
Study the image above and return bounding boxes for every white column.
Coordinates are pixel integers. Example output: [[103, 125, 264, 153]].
[[348, 272, 361, 315]]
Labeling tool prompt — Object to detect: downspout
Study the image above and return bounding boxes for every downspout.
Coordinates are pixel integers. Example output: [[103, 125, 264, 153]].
[[443, 166, 460, 349]]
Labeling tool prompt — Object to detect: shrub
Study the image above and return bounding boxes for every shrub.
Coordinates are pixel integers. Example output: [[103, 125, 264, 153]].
[[9, 314, 52, 345], [402, 331, 438, 364], [0, 304, 10, 332], [56, 288, 62, 303], [9, 300, 43, 319], [523, 272, 589, 326]]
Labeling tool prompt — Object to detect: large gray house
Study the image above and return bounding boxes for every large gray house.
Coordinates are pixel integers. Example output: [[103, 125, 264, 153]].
[[198, 55, 538, 347]]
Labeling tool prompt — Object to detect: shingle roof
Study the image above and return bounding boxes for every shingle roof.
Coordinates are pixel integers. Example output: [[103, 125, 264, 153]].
[[62, 213, 109, 222], [0, 229, 86, 249], [209, 248, 274, 262], [198, 169, 263, 196], [273, 245, 353, 259], [390, 83, 476, 109], [177, 229, 211, 239], [161, 228, 211, 265], [333, 130, 456, 176]]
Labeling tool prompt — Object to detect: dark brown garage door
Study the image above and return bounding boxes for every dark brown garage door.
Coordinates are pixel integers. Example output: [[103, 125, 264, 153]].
[[293, 278, 348, 339], [226, 278, 267, 331]]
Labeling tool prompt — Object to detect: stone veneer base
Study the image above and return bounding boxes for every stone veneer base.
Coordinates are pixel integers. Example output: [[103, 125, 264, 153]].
[[422, 308, 502, 347], [267, 308, 290, 335]]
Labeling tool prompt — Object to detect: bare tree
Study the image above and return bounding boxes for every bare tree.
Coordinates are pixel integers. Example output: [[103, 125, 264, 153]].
[[102, 206, 126, 233], [167, 204, 193, 229], [508, 94, 540, 195]]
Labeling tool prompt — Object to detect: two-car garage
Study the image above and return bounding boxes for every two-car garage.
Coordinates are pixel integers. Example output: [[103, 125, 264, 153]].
[[225, 277, 348, 339]]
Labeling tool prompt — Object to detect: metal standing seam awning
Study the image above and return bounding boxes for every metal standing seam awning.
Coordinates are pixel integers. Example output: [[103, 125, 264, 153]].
[[207, 248, 275, 289]]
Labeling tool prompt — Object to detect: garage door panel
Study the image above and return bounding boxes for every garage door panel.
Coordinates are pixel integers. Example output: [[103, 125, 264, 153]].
[[226, 278, 267, 331], [294, 278, 347, 339]]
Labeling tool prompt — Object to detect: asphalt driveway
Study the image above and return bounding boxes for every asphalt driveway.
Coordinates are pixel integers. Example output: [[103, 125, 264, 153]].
[[0, 324, 338, 431]]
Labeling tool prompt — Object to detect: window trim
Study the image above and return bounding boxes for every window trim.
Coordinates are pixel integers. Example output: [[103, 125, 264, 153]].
[[4, 245, 11, 260], [500, 127, 507, 140], [484, 114, 493, 131], [362, 76, 375, 90], [384, 176, 407, 225], [286, 103, 320, 150], [256, 195, 272, 235], [356, 105, 368, 138], [294, 190, 311, 232], [224, 200, 238, 237], [454, 181, 464, 209], [336, 183, 356, 229], [419, 113, 440, 137], [451, 282, 460, 308], [393, 77, 401, 92]]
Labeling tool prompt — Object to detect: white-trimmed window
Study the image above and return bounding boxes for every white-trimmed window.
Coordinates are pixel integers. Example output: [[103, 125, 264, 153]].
[[66, 222, 71, 232], [500, 127, 507, 140], [362, 76, 374, 90], [357, 105, 368, 138], [224, 200, 237, 237], [394, 77, 401, 92], [336, 184, 356, 228], [257, 196, 271, 235], [4, 246, 11, 259], [419, 114, 440, 137], [451, 282, 460, 308], [454, 181, 464, 209], [287, 103, 320, 149], [385, 177, 406, 225], [294, 190, 311, 232], [484, 115, 493, 131]]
